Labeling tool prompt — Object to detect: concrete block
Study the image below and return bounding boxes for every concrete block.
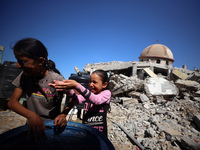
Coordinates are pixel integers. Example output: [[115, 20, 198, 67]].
[[172, 69, 188, 80], [139, 93, 149, 102], [181, 135, 200, 150], [145, 77, 178, 96], [164, 128, 182, 137], [193, 115, 200, 129], [143, 68, 157, 77]]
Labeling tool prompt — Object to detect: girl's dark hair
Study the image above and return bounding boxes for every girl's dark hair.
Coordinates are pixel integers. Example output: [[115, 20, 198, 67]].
[[92, 70, 109, 89], [12, 38, 60, 74]]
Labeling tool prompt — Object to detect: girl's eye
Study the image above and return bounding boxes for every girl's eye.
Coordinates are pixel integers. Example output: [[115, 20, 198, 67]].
[[17, 59, 27, 66], [89, 81, 97, 84]]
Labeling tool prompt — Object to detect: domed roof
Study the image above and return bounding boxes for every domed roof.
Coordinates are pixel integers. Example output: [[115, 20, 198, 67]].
[[139, 44, 174, 62]]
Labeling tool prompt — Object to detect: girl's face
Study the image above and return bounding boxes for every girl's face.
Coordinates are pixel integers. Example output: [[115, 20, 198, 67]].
[[14, 51, 42, 76], [89, 73, 108, 94]]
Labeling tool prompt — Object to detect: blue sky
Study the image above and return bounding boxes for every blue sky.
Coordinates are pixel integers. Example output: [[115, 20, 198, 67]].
[[0, 0, 200, 79]]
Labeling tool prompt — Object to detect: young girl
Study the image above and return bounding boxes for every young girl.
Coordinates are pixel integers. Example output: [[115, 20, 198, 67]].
[[8, 38, 67, 140], [50, 70, 111, 136]]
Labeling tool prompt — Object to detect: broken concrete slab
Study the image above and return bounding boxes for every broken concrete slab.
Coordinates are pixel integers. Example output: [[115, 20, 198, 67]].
[[175, 79, 200, 91], [84, 61, 135, 73], [144, 76, 179, 97], [193, 115, 200, 130], [120, 97, 138, 107], [181, 135, 200, 150], [172, 69, 188, 80], [143, 68, 157, 77], [109, 74, 144, 96], [126, 91, 141, 98], [158, 125, 182, 137], [164, 128, 182, 137], [187, 71, 200, 83]]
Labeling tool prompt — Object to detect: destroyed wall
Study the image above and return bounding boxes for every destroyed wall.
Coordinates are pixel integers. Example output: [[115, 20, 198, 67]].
[[84, 61, 135, 76], [84, 61, 173, 77], [84, 61, 200, 150]]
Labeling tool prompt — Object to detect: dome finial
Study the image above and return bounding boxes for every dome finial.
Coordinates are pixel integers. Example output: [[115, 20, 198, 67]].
[[156, 40, 159, 44]]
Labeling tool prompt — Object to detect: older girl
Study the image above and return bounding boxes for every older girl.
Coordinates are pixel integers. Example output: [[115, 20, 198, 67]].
[[8, 38, 66, 139]]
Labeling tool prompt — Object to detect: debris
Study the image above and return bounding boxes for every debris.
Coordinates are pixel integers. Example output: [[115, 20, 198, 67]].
[[110, 120, 146, 150], [172, 69, 188, 80], [143, 68, 157, 77], [181, 136, 200, 150], [144, 76, 178, 97]]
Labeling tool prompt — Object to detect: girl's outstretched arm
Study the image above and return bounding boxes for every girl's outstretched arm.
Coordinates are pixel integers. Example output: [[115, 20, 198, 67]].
[[49, 80, 78, 92], [49, 80, 111, 105]]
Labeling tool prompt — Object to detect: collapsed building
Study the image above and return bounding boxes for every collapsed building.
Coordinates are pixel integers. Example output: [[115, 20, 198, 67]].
[[81, 43, 200, 150], [84, 44, 175, 77], [83, 43, 198, 100]]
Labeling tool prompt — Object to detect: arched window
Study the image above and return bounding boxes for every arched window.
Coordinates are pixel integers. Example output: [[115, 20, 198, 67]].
[[166, 61, 169, 65], [156, 59, 160, 64]]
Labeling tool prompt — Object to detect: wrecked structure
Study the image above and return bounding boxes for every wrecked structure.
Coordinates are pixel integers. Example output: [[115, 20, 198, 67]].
[[84, 44, 175, 77], [105, 68, 200, 150], [82, 44, 200, 149]]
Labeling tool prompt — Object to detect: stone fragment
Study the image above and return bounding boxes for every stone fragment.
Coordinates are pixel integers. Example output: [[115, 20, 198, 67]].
[[126, 91, 141, 98], [119, 97, 138, 107], [140, 93, 149, 103], [194, 90, 200, 96], [181, 135, 200, 150], [149, 116, 159, 125], [156, 108, 167, 114]]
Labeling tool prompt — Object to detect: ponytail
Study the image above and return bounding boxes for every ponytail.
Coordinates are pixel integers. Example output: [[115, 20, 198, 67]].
[[45, 59, 61, 75]]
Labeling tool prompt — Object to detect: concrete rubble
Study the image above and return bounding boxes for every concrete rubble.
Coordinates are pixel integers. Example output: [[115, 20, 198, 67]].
[[84, 61, 200, 150]]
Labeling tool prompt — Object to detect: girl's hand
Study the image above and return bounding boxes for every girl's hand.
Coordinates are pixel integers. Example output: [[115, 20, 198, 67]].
[[63, 80, 78, 89], [54, 114, 67, 127], [49, 80, 67, 91], [27, 113, 46, 140], [49, 80, 78, 91]]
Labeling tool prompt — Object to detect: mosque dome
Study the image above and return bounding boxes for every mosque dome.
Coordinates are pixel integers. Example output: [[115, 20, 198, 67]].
[[139, 44, 174, 62]]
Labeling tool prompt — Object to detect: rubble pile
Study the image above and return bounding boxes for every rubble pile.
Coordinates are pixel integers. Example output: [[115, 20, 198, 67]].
[[107, 68, 200, 150]]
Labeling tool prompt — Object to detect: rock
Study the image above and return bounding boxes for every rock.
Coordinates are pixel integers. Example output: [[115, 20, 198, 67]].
[[140, 93, 149, 103]]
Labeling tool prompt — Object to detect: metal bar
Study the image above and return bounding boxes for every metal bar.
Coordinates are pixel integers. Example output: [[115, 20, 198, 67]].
[[0, 46, 5, 64]]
